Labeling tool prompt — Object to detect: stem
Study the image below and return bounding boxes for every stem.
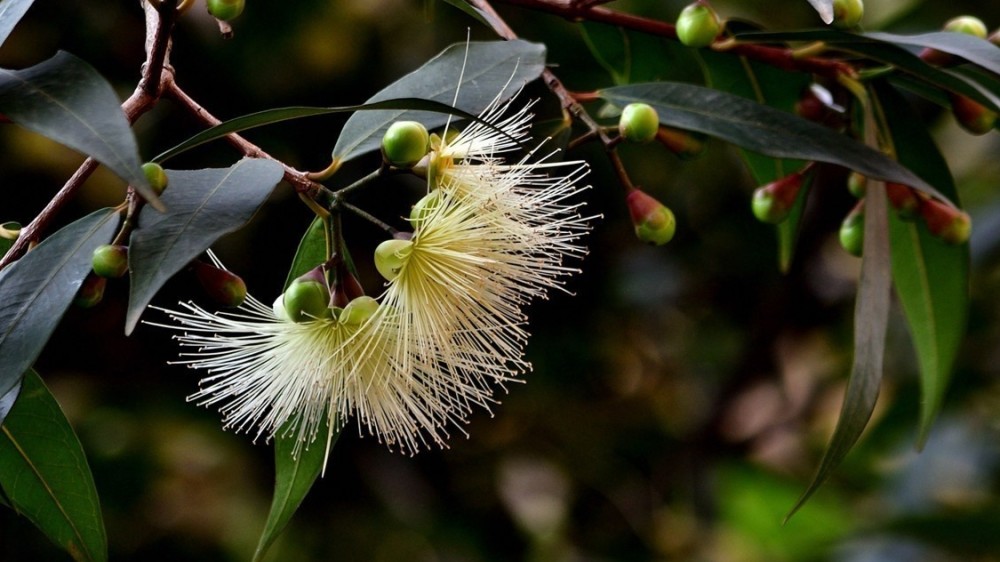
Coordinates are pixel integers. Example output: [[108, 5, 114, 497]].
[[339, 201, 398, 236], [333, 168, 384, 199]]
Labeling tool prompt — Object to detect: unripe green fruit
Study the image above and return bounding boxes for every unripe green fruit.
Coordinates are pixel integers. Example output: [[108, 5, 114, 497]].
[[206, 0, 244, 21], [374, 238, 414, 281], [74, 274, 106, 309], [839, 207, 865, 257], [340, 296, 379, 327], [619, 103, 660, 144], [282, 268, 330, 323], [847, 172, 866, 198], [382, 121, 430, 168], [944, 15, 988, 38], [142, 162, 168, 195], [832, 0, 864, 28], [409, 190, 442, 228], [751, 188, 785, 224], [92, 244, 129, 278], [675, 3, 722, 48]]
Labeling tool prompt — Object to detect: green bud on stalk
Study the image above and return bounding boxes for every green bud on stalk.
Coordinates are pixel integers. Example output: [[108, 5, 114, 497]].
[[374, 238, 414, 281], [206, 0, 244, 21], [282, 267, 331, 322], [142, 162, 168, 195], [832, 0, 864, 28], [92, 244, 129, 278], [839, 201, 865, 257], [619, 103, 660, 144], [194, 261, 247, 308], [339, 296, 379, 327], [626, 189, 676, 245], [675, 3, 722, 48], [382, 121, 430, 168]]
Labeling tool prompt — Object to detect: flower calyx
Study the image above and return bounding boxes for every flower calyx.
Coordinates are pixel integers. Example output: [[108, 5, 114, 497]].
[[374, 235, 414, 281], [282, 267, 331, 322]]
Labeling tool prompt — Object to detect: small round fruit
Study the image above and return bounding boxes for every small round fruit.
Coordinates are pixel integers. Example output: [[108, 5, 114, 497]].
[[839, 209, 865, 257], [206, 0, 244, 21], [92, 244, 129, 278], [283, 269, 331, 323], [943, 15, 987, 38], [832, 0, 864, 28], [619, 103, 660, 144], [340, 296, 379, 327], [142, 162, 168, 195], [374, 238, 414, 281], [409, 190, 442, 228], [382, 121, 430, 168], [675, 3, 722, 48]]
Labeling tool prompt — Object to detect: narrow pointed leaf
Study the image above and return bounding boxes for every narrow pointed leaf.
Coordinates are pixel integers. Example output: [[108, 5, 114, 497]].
[[283, 217, 328, 290], [599, 82, 945, 201], [876, 82, 968, 447], [332, 40, 546, 165], [0, 379, 20, 425], [865, 31, 1000, 77], [806, 0, 834, 24], [440, 0, 493, 29], [0, 52, 157, 208], [152, 99, 484, 164], [0, 208, 119, 401], [788, 177, 891, 520], [126, 158, 284, 333], [0, 0, 34, 47], [0, 370, 106, 562]]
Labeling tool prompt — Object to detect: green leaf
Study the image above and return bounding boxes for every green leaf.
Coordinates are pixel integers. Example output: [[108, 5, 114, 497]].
[[0, 370, 106, 562], [283, 217, 328, 290], [439, 0, 493, 29], [0, 209, 119, 403], [805, 0, 834, 24], [152, 99, 486, 164], [581, 22, 630, 84], [788, 154, 892, 520], [332, 40, 546, 165], [0, 52, 158, 208], [0, 0, 34, 48], [866, 31, 1000, 77], [126, 158, 284, 334], [252, 417, 337, 562], [876, 82, 968, 447], [598, 82, 945, 200]]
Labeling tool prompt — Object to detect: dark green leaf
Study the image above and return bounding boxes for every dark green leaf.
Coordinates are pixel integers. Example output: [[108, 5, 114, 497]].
[[283, 217, 328, 290], [0, 52, 158, 208], [866, 31, 1000, 77], [581, 22, 630, 84], [598, 82, 945, 200], [440, 0, 493, 29], [0, 0, 34, 48], [152, 99, 485, 164], [0, 370, 106, 562], [788, 162, 892, 520], [0, 209, 119, 402], [126, 158, 284, 334], [252, 417, 337, 562], [805, 0, 834, 24], [877, 82, 968, 447], [332, 40, 546, 166], [880, 509, 1000, 556]]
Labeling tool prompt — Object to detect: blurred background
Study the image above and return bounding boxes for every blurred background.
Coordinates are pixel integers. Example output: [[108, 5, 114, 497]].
[[3, 0, 1000, 560]]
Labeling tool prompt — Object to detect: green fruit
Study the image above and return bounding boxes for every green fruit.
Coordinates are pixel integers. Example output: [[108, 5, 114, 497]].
[[74, 274, 106, 309], [751, 187, 785, 224], [839, 207, 864, 257], [283, 269, 331, 323], [340, 296, 379, 327], [675, 3, 722, 48], [92, 244, 129, 278], [382, 121, 430, 168], [374, 238, 414, 281], [832, 0, 864, 28], [619, 103, 660, 144], [847, 172, 866, 198], [409, 190, 442, 228], [944, 15, 987, 38], [142, 162, 168, 195], [206, 0, 244, 21]]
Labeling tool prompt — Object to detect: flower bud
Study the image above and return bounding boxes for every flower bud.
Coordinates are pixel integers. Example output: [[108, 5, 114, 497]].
[[847, 171, 866, 198], [330, 269, 365, 309], [839, 201, 865, 257], [920, 199, 972, 245], [382, 121, 430, 168], [194, 261, 247, 308], [949, 93, 997, 135], [282, 267, 331, 322], [73, 274, 106, 309], [655, 126, 705, 159], [885, 182, 920, 220], [409, 190, 442, 228], [944, 15, 988, 38], [675, 3, 722, 48], [91, 244, 129, 278], [339, 296, 379, 328], [619, 103, 660, 144], [206, 0, 244, 21], [626, 189, 676, 245], [832, 0, 864, 28], [795, 84, 846, 127], [142, 162, 168, 195], [751, 172, 806, 224], [374, 238, 414, 280]]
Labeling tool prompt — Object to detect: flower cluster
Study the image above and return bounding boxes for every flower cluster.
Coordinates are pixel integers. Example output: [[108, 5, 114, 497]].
[[154, 92, 592, 460]]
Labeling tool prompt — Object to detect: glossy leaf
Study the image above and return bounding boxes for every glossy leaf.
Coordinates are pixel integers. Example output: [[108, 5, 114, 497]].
[[581, 22, 630, 84], [877, 82, 968, 447], [332, 40, 546, 166], [598, 82, 944, 200], [0, 209, 119, 402], [788, 149, 892, 520], [0, 370, 106, 562], [126, 158, 284, 333], [866, 31, 1000, 76], [0, 52, 157, 208], [253, 220, 337, 562], [0, 0, 34, 47], [153, 99, 484, 164]]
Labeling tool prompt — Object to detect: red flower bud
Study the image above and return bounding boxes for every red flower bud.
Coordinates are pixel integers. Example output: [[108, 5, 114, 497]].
[[626, 189, 676, 245], [885, 182, 920, 220], [194, 261, 248, 308], [751, 170, 808, 224], [949, 93, 997, 135], [920, 199, 972, 245]]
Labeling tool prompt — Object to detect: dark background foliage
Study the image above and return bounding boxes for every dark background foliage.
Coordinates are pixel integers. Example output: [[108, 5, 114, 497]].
[[3, 0, 1000, 560]]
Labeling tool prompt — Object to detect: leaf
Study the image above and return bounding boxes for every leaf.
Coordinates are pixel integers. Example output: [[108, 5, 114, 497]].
[[0, 51, 158, 208], [598, 82, 946, 201], [253, 220, 336, 562], [876, 82, 968, 447], [866, 31, 1000, 77], [440, 0, 493, 29], [0, 370, 106, 562], [787, 121, 892, 520], [0, 209, 119, 402], [806, 0, 834, 24], [126, 158, 284, 334], [581, 21, 630, 84], [0, 379, 20, 425], [152, 99, 486, 164], [332, 40, 546, 166], [0, 0, 34, 48]]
